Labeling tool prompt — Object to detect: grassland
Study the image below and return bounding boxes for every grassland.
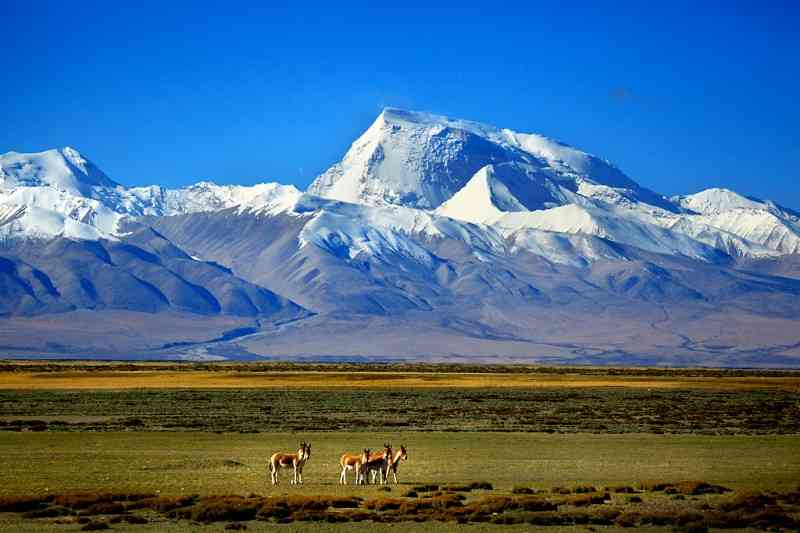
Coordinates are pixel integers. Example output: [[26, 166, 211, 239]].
[[0, 362, 798, 531], [1, 361, 798, 390], [2, 387, 798, 434]]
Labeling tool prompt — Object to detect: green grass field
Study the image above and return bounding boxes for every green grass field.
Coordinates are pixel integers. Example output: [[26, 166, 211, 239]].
[[1, 431, 799, 495], [0, 362, 798, 531]]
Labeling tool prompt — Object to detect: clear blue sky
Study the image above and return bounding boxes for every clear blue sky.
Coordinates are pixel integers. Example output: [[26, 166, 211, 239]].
[[3, 1, 799, 206]]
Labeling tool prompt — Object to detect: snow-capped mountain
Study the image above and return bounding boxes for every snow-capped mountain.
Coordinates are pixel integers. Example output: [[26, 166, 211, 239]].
[[2, 109, 800, 364], [309, 108, 677, 212], [0, 148, 301, 240]]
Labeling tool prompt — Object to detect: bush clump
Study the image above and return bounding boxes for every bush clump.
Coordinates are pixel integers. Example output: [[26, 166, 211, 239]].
[[80, 502, 126, 516], [126, 495, 196, 512], [718, 491, 776, 512], [363, 498, 404, 511], [0, 495, 51, 512], [177, 496, 261, 523], [22, 505, 73, 518], [80, 522, 109, 531], [675, 481, 731, 495]]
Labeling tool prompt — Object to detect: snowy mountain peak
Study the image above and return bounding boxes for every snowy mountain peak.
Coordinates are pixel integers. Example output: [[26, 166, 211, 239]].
[[0, 147, 119, 196], [674, 188, 768, 215], [309, 108, 676, 213], [436, 164, 532, 224]]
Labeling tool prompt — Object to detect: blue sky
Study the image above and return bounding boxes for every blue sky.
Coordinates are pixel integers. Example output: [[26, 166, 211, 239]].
[[3, 1, 799, 206]]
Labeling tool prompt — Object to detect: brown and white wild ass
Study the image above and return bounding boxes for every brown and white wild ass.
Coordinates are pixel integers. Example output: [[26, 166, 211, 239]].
[[339, 448, 369, 485], [269, 441, 311, 485], [359, 443, 392, 485], [385, 444, 408, 484]]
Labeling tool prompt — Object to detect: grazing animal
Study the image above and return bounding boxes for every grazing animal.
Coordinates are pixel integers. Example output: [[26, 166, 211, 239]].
[[360, 443, 392, 485], [339, 448, 369, 485], [386, 444, 408, 484], [269, 441, 311, 485]]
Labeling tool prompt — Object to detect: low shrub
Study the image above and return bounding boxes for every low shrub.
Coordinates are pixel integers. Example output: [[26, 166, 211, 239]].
[[80, 522, 109, 531], [22, 505, 73, 518], [441, 484, 472, 492], [777, 489, 800, 504], [473, 496, 513, 513], [524, 511, 571, 526], [327, 496, 361, 509], [675, 481, 730, 495], [180, 496, 261, 523], [512, 486, 535, 495], [746, 507, 796, 529], [53, 493, 115, 510], [401, 490, 418, 498], [363, 498, 404, 511], [127, 495, 196, 512], [643, 481, 676, 492], [339, 510, 371, 522], [551, 486, 571, 495], [573, 484, 597, 494], [124, 515, 148, 524], [628, 495, 642, 503], [610, 485, 636, 494], [584, 507, 622, 525], [471, 495, 557, 514], [225, 523, 247, 530], [490, 514, 522, 524], [516, 496, 558, 512], [411, 484, 438, 493], [614, 511, 640, 527], [0, 495, 51, 512], [80, 502, 126, 516], [565, 493, 606, 507], [718, 491, 776, 512], [469, 481, 493, 490]]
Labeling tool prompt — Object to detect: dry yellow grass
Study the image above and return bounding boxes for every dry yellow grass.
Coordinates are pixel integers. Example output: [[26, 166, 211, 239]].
[[0, 369, 798, 390]]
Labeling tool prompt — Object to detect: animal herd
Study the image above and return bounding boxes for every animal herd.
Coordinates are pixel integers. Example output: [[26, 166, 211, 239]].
[[268, 442, 408, 486]]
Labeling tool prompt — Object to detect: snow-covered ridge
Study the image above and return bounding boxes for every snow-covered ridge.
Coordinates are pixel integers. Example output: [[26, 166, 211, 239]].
[[2, 109, 799, 266], [0, 147, 302, 240]]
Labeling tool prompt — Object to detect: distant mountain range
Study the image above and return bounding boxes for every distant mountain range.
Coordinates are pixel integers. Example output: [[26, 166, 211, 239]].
[[2, 109, 800, 366]]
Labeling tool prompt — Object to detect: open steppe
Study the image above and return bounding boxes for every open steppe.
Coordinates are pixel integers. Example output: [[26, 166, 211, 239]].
[[0, 362, 798, 531]]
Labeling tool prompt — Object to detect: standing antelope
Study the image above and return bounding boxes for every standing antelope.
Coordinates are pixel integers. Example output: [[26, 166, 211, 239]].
[[359, 443, 392, 485], [386, 444, 408, 484], [339, 448, 369, 485], [268, 441, 311, 485]]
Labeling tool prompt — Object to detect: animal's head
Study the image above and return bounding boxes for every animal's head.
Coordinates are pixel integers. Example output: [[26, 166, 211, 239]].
[[361, 448, 371, 462], [303, 442, 311, 460], [400, 444, 408, 461], [383, 442, 392, 459]]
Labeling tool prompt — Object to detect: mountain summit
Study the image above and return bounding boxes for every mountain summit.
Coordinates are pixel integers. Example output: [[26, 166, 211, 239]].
[[309, 108, 676, 212]]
